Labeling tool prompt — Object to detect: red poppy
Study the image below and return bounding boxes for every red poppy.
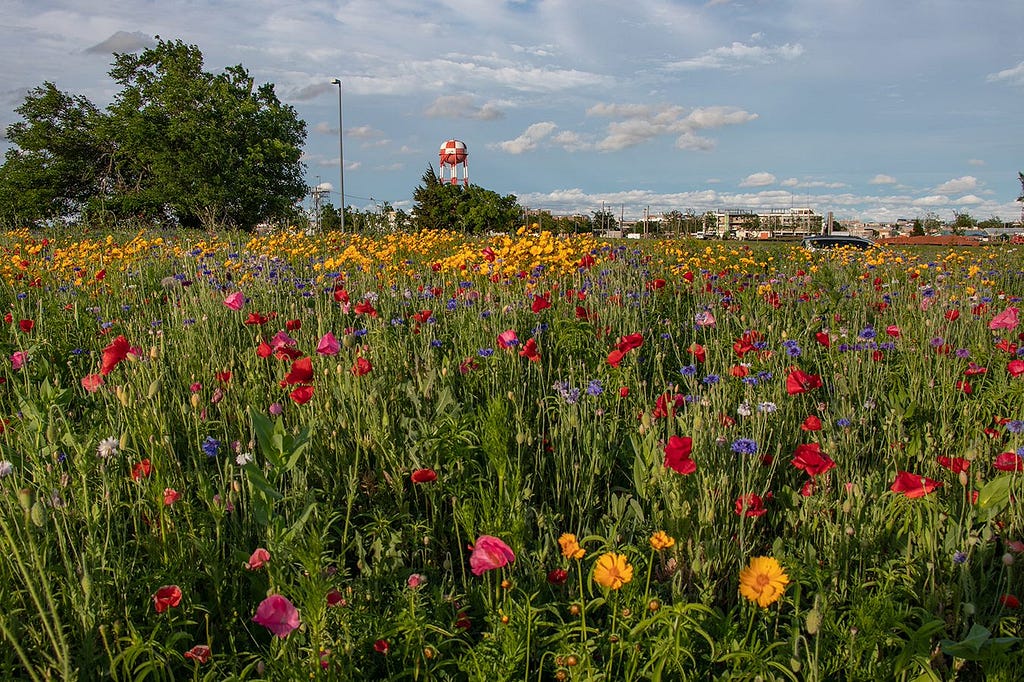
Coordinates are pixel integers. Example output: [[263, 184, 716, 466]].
[[607, 349, 626, 368], [996, 339, 1018, 355], [890, 471, 942, 498], [800, 415, 823, 431], [885, 325, 901, 338], [944, 309, 960, 321], [518, 338, 540, 362], [283, 357, 314, 385], [730, 365, 749, 378], [81, 373, 105, 393], [999, 594, 1020, 609], [244, 312, 268, 325], [1008, 359, 1024, 377], [354, 300, 378, 317], [688, 343, 706, 363], [964, 363, 987, 376], [547, 568, 568, 586], [663, 435, 696, 475], [617, 333, 644, 353], [326, 589, 345, 607], [2, 313, 10, 324], [647, 278, 666, 291], [285, 318, 301, 331], [374, 639, 390, 655], [619, 386, 629, 398], [734, 493, 767, 517], [814, 332, 831, 348], [100, 335, 132, 375], [351, 357, 373, 376], [936, 456, 970, 473], [411, 309, 433, 324], [653, 393, 685, 419], [791, 443, 835, 476], [163, 488, 181, 506], [531, 294, 551, 313], [411, 468, 437, 483], [184, 645, 211, 664], [290, 385, 314, 404], [786, 367, 823, 395], [216, 371, 232, 383], [800, 481, 816, 497], [333, 286, 350, 303], [993, 452, 1024, 472], [579, 254, 595, 268], [153, 585, 183, 613], [18, 319, 34, 333], [955, 380, 972, 394], [131, 459, 152, 481]]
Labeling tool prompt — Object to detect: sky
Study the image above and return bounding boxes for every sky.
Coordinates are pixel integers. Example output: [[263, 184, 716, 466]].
[[1, 0, 1022, 224]]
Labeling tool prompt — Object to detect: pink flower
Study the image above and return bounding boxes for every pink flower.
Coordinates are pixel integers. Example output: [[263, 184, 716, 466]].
[[10, 351, 26, 370], [316, 332, 341, 356], [81, 374, 105, 393], [989, 306, 1019, 331], [1008, 359, 1024, 378], [496, 329, 519, 349], [163, 488, 181, 506], [153, 585, 182, 613], [469, 535, 515, 576], [223, 292, 245, 311], [245, 547, 270, 570], [253, 594, 301, 638]]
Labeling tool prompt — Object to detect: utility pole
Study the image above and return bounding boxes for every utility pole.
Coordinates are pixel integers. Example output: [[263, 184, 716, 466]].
[[330, 78, 345, 233]]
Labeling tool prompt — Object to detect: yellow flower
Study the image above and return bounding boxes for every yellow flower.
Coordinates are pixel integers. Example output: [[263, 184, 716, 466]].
[[593, 552, 633, 590], [558, 533, 585, 560], [738, 556, 789, 608], [649, 531, 675, 551]]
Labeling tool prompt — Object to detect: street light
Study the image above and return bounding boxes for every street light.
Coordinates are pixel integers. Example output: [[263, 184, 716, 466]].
[[330, 78, 345, 232]]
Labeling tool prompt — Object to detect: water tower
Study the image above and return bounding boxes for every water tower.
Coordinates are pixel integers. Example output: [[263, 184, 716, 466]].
[[439, 139, 469, 186]]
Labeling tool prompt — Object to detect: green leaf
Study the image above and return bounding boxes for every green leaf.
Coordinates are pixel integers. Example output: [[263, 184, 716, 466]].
[[976, 475, 1013, 520]]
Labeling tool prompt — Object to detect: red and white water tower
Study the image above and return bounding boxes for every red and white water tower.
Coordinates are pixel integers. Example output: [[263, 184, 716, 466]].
[[439, 139, 469, 185]]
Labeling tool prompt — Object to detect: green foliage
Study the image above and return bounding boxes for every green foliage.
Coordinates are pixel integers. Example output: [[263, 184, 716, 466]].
[[0, 39, 307, 231], [411, 165, 521, 233]]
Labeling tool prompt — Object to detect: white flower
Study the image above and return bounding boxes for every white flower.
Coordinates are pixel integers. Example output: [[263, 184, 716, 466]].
[[235, 451, 253, 466], [757, 402, 778, 413], [737, 402, 752, 417], [0, 460, 13, 477], [97, 437, 120, 459]]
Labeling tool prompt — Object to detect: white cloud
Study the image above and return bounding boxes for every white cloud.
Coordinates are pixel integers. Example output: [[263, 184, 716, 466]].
[[494, 122, 557, 154], [967, 158, 985, 166], [986, 61, 1024, 87], [869, 174, 897, 185], [955, 194, 983, 204], [347, 125, 382, 140], [934, 176, 977, 193], [739, 172, 776, 187], [424, 95, 505, 120], [84, 31, 153, 54], [911, 195, 948, 206], [782, 178, 847, 189], [666, 41, 804, 71], [586, 103, 756, 151]]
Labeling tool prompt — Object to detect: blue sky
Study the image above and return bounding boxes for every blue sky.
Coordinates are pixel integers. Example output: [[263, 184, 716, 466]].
[[1, 0, 1022, 223]]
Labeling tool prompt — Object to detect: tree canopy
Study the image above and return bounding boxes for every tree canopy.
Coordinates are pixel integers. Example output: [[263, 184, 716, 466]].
[[411, 166, 521, 233], [0, 39, 307, 230]]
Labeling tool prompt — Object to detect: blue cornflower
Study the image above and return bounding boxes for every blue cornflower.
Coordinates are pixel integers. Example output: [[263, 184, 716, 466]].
[[587, 380, 603, 397], [731, 438, 758, 455], [858, 326, 876, 340], [955, 348, 970, 359], [202, 437, 221, 458], [478, 348, 494, 357], [430, 339, 442, 348], [782, 340, 802, 358], [680, 365, 697, 376], [16, 292, 27, 300], [1006, 420, 1024, 434], [952, 551, 968, 565], [446, 299, 458, 311], [479, 310, 492, 319], [703, 374, 721, 385], [836, 418, 852, 428]]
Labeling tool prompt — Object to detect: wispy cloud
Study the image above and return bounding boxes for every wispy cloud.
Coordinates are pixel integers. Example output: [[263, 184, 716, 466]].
[[424, 95, 504, 121], [739, 172, 776, 188], [986, 61, 1024, 87], [587, 103, 757, 151], [934, 176, 977, 193], [665, 41, 804, 71], [869, 174, 897, 185]]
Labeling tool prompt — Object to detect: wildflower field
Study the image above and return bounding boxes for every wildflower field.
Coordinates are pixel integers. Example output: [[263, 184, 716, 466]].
[[0, 227, 1022, 680]]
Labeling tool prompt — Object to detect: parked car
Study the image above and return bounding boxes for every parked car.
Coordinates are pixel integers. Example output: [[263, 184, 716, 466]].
[[801, 235, 874, 250]]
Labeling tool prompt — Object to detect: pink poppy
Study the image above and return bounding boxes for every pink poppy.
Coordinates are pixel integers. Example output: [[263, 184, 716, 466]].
[[253, 594, 301, 638], [890, 471, 942, 499], [163, 488, 181, 506], [1008, 359, 1024, 378], [663, 435, 696, 475], [497, 329, 519, 349], [10, 351, 26, 370], [246, 548, 270, 570], [694, 310, 716, 327], [316, 332, 340, 356], [81, 374, 105, 393], [223, 292, 245, 311], [469, 535, 515, 576], [989, 306, 1019, 331], [791, 442, 835, 476], [885, 325, 901, 338]]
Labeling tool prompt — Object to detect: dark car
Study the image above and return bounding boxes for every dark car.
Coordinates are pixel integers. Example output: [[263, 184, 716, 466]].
[[801, 235, 874, 250]]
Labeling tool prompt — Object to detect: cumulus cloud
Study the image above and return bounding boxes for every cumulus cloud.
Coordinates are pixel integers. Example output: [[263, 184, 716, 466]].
[[494, 122, 557, 154], [587, 103, 757, 152], [84, 31, 154, 55], [934, 176, 977, 193], [424, 95, 505, 120], [666, 41, 804, 71], [739, 172, 776, 187], [869, 174, 897, 185], [986, 61, 1024, 87], [955, 194, 983, 204]]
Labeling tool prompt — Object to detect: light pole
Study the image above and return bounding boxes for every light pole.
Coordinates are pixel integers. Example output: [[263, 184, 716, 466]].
[[330, 78, 345, 232]]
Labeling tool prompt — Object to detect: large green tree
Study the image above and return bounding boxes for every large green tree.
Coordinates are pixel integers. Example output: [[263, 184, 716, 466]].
[[411, 165, 520, 233], [0, 39, 307, 230]]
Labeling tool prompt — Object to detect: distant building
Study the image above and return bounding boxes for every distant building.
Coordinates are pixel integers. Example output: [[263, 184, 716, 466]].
[[713, 208, 823, 240]]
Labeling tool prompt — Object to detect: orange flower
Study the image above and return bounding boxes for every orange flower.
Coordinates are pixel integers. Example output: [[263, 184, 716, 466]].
[[558, 533, 585, 560]]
